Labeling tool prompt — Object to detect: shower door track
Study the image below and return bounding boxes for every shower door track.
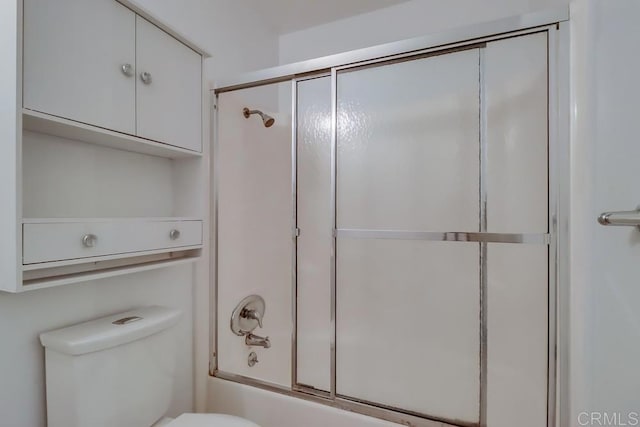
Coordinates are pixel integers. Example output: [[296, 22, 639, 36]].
[[214, 8, 567, 94], [215, 370, 470, 427], [211, 7, 570, 427]]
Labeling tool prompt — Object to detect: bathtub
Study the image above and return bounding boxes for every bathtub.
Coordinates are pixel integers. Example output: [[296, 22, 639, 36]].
[[207, 377, 406, 427]]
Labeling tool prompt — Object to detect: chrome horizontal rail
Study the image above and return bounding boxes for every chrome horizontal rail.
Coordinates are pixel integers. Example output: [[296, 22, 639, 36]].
[[598, 209, 640, 226], [336, 229, 549, 244]]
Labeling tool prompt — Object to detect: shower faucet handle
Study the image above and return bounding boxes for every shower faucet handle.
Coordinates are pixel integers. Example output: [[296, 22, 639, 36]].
[[230, 295, 266, 336], [240, 308, 263, 328]]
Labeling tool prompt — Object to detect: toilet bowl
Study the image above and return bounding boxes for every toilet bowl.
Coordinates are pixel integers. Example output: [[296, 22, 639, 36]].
[[40, 306, 259, 427]]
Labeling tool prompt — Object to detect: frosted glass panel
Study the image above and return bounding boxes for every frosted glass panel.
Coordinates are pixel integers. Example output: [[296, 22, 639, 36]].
[[485, 33, 548, 233], [337, 49, 480, 231], [487, 244, 548, 427], [336, 239, 480, 423], [217, 83, 292, 387], [296, 76, 332, 391]]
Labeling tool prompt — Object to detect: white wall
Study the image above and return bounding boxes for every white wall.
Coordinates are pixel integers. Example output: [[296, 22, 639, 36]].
[[133, 0, 279, 81], [279, 0, 568, 64], [570, 0, 640, 425], [216, 83, 293, 386], [0, 2, 279, 427]]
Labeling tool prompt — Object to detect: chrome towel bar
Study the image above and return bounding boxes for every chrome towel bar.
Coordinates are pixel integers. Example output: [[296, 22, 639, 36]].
[[598, 209, 640, 226]]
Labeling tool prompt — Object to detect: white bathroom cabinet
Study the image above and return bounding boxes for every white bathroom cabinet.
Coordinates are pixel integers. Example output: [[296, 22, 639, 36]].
[[23, 0, 203, 154], [0, 0, 210, 293]]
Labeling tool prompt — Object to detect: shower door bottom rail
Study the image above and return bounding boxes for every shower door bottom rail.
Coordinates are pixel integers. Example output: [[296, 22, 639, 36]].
[[214, 369, 478, 427]]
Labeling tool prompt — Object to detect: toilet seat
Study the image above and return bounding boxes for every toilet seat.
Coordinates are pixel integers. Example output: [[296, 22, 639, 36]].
[[165, 413, 260, 427]]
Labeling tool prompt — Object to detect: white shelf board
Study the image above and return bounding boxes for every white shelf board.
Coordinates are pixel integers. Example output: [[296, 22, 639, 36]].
[[22, 109, 202, 159], [22, 244, 203, 271], [22, 217, 203, 224], [21, 255, 199, 292]]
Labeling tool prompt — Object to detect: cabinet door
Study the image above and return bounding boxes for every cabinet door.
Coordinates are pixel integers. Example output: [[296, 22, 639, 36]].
[[136, 17, 202, 152], [23, 0, 136, 134]]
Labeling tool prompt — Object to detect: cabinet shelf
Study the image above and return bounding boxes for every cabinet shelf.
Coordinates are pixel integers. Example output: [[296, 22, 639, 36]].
[[22, 253, 200, 292], [22, 109, 202, 159], [22, 217, 202, 224]]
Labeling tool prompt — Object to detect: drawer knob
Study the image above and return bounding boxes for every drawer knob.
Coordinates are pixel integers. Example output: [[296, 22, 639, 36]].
[[82, 234, 98, 248], [121, 63, 134, 77], [140, 71, 152, 84], [169, 229, 181, 240]]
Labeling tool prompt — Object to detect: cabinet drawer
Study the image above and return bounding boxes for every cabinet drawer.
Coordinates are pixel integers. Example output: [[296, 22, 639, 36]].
[[23, 220, 202, 265]]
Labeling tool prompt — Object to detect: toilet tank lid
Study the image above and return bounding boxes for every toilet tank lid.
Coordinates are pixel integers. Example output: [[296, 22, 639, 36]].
[[39, 306, 182, 356]]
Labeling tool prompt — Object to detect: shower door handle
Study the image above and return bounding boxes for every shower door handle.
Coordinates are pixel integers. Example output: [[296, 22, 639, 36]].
[[598, 208, 640, 227]]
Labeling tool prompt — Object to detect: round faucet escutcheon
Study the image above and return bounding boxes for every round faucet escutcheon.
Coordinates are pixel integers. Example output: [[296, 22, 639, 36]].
[[230, 295, 266, 336]]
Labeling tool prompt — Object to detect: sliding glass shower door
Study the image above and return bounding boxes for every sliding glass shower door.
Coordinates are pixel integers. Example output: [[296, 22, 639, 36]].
[[335, 49, 481, 424], [296, 32, 549, 427], [217, 29, 551, 427]]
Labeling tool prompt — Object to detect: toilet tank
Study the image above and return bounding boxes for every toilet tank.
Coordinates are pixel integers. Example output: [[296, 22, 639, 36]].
[[40, 306, 182, 427]]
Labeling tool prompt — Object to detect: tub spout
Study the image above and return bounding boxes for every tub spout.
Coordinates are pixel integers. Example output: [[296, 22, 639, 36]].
[[245, 333, 271, 348]]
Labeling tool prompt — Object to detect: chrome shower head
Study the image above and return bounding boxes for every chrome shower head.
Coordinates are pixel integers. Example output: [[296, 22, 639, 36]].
[[243, 107, 275, 128]]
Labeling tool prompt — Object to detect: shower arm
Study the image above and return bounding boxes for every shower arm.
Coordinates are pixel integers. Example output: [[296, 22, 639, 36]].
[[242, 107, 275, 127]]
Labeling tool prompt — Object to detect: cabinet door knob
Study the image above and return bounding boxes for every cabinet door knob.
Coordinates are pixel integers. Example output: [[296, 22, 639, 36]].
[[82, 234, 98, 248], [140, 71, 152, 84], [121, 63, 134, 77], [169, 229, 181, 240]]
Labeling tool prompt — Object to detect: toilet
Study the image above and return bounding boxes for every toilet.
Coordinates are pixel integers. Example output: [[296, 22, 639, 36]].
[[39, 306, 259, 427]]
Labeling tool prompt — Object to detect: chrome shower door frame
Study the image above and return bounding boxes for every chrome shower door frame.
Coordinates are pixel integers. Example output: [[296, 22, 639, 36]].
[[211, 9, 570, 427]]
